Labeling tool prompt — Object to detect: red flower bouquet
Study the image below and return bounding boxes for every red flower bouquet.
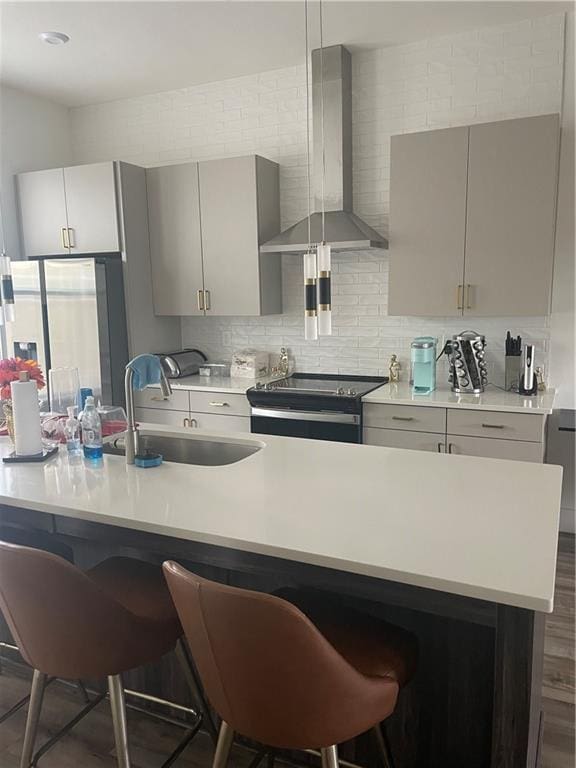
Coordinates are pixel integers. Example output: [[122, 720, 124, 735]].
[[0, 358, 46, 400]]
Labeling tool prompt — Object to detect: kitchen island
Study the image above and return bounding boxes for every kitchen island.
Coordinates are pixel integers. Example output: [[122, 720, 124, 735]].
[[0, 426, 563, 768]]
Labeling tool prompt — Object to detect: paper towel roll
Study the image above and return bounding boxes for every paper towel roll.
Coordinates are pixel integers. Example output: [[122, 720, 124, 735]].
[[11, 376, 43, 457]]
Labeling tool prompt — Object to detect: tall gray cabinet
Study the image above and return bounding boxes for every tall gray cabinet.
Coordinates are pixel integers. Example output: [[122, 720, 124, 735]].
[[388, 113, 560, 317], [147, 155, 282, 317]]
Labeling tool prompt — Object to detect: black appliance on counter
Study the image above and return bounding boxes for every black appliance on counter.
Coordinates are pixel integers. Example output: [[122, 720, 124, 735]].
[[247, 373, 388, 444]]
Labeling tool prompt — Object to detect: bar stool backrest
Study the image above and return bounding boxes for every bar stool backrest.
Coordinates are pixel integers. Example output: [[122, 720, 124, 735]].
[[0, 541, 145, 679], [163, 561, 398, 750]]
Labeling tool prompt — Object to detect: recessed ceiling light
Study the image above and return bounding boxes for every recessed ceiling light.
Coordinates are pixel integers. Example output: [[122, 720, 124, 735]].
[[39, 31, 70, 46]]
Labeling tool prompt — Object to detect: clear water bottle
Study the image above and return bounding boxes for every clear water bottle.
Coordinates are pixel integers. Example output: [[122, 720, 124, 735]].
[[64, 406, 82, 455], [80, 396, 103, 461]]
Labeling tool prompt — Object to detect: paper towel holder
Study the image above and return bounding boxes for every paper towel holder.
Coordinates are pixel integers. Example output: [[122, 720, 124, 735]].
[[3, 446, 58, 464]]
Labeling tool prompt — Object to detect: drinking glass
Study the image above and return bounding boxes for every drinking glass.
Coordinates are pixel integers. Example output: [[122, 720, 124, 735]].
[[49, 367, 80, 415]]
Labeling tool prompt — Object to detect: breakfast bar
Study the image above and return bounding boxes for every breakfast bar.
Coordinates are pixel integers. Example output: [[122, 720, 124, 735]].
[[0, 426, 563, 768]]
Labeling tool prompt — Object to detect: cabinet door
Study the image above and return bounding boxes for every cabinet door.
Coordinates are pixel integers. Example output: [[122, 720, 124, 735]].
[[189, 411, 250, 433], [446, 435, 543, 462], [199, 156, 261, 316], [17, 168, 68, 256], [146, 163, 205, 316], [134, 407, 190, 428], [364, 427, 445, 453], [64, 162, 120, 253], [388, 127, 468, 316], [464, 114, 559, 316]]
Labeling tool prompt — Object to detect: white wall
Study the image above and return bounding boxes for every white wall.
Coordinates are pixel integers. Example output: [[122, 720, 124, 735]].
[[548, 10, 575, 533], [70, 13, 566, 386], [0, 85, 71, 260]]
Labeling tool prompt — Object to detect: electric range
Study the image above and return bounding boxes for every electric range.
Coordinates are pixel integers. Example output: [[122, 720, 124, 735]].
[[247, 373, 388, 444]]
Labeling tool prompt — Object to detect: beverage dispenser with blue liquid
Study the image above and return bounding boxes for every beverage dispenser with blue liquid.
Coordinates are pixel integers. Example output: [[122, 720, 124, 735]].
[[411, 337, 437, 394]]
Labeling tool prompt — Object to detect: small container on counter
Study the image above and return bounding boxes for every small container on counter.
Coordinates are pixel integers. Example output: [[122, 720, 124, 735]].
[[199, 363, 231, 377], [231, 350, 269, 378]]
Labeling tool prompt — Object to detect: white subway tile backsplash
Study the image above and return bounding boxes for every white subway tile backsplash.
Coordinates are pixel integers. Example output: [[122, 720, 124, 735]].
[[69, 13, 564, 383]]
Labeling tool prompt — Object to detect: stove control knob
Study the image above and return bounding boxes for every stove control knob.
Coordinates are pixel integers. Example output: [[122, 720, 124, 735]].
[[255, 382, 264, 389], [347, 388, 357, 396], [336, 387, 345, 396]]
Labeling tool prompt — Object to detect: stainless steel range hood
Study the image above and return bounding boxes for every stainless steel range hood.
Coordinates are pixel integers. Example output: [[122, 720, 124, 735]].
[[261, 44, 387, 254]]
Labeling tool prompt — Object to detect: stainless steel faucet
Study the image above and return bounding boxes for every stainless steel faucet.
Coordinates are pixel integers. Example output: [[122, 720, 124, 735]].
[[124, 363, 172, 465]]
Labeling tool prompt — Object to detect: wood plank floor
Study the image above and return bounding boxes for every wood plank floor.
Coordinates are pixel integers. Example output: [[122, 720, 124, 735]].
[[0, 534, 574, 768]]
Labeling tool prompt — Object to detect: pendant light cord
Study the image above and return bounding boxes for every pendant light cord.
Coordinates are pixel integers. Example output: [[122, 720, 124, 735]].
[[319, 0, 326, 244], [304, 0, 312, 251], [0, 187, 7, 253]]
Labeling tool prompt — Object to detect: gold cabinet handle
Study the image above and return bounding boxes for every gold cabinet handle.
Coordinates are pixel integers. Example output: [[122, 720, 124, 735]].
[[61, 227, 69, 249], [190, 418, 198, 428], [183, 417, 190, 427], [197, 290, 204, 311], [204, 289, 211, 310], [466, 284, 472, 310], [448, 443, 455, 454], [437, 442, 444, 453], [481, 423, 505, 429], [67, 227, 75, 248], [209, 401, 229, 407], [392, 415, 414, 422], [457, 284, 463, 310]]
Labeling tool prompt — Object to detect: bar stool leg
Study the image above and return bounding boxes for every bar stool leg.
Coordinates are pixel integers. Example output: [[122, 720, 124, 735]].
[[320, 745, 339, 768], [175, 638, 218, 743], [212, 721, 234, 768], [372, 723, 395, 768], [19, 670, 46, 768], [108, 675, 131, 768]]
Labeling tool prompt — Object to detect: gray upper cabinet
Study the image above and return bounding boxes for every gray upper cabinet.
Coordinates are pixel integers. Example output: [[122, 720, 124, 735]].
[[387, 114, 560, 317], [17, 162, 120, 258], [146, 163, 204, 316], [388, 127, 469, 317], [64, 162, 120, 254], [17, 168, 69, 257], [147, 154, 281, 317], [199, 155, 281, 316], [464, 114, 559, 316]]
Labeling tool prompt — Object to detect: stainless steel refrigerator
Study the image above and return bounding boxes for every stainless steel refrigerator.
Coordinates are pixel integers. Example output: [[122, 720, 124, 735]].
[[7, 256, 129, 408]]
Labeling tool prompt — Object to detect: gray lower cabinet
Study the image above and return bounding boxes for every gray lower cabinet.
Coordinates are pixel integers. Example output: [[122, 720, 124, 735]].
[[17, 168, 69, 257], [135, 407, 190, 429], [147, 155, 281, 317], [134, 388, 250, 434], [364, 427, 444, 453], [364, 403, 547, 463], [445, 435, 543, 462], [17, 162, 120, 257], [388, 114, 560, 317]]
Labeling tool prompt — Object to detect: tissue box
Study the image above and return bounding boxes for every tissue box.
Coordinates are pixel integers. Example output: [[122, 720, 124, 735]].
[[231, 350, 269, 379]]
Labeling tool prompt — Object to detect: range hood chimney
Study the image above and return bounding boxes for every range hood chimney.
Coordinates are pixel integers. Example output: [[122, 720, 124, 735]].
[[261, 44, 388, 254]]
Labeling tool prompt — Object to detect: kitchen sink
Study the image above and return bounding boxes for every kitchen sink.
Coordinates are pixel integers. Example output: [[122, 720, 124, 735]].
[[103, 433, 262, 466]]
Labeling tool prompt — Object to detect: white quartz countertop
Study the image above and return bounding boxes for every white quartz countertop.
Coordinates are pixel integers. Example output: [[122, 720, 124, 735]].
[[363, 382, 556, 414], [156, 374, 282, 395], [0, 426, 562, 612]]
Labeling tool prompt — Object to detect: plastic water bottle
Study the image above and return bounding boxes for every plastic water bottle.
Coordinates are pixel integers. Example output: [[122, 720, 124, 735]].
[[64, 406, 82, 455], [80, 396, 103, 461]]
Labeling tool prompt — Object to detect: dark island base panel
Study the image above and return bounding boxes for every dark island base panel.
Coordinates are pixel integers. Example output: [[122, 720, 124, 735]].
[[0, 505, 544, 768]]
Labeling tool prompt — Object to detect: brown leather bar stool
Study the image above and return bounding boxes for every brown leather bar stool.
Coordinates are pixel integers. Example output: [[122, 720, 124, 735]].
[[163, 562, 418, 768], [0, 542, 214, 768]]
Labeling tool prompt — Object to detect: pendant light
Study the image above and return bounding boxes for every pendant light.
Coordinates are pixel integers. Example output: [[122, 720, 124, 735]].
[[316, 0, 332, 336], [0, 190, 10, 326], [303, 0, 317, 341]]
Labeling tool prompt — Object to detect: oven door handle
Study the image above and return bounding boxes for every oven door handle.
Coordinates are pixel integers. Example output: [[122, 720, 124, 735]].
[[251, 407, 360, 425]]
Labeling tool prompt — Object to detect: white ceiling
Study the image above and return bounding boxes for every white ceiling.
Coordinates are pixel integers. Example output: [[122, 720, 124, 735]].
[[0, 0, 571, 107]]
